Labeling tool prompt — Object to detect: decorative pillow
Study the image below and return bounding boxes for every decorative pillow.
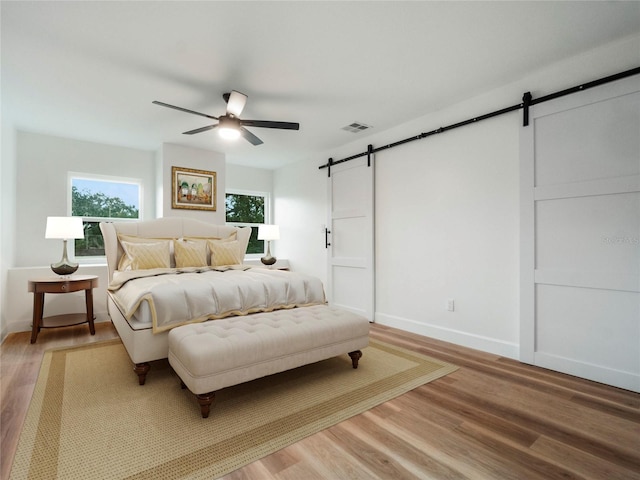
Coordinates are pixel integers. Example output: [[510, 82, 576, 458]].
[[117, 234, 175, 270], [173, 239, 208, 268], [184, 232, 238, 265], [120, 240, 171, 270], [184, 231, 237, 244], [207, 238, 243, 266]]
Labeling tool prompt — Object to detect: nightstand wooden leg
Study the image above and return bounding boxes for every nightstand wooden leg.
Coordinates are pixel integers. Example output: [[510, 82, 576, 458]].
[[30, 292, 44, 344], [85, 287, 95, 335]]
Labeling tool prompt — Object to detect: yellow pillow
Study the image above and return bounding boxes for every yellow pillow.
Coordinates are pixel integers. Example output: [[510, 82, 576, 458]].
[[120, 240, 171, 270], [174, 239, 207, 268], [207, 239, 243, 266], [185, 232, 238, 265], [184, 231, 237, 243], [117, 234, 175, 270]]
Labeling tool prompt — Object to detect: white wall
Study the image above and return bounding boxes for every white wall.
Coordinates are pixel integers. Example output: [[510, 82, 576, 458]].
[[14, 132, 157, 267], [226, 163, 273, 193], [274, 159, 327, 276], [274, 34, 640, 359], [0, 123, 17, 341], [373, 112, 520, 357]]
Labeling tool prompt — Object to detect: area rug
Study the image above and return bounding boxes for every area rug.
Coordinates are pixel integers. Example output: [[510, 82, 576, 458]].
[[10, 338, 457, 479]]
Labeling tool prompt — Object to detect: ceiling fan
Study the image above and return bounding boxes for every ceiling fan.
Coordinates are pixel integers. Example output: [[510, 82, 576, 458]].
[[152, 91, 300, 146]]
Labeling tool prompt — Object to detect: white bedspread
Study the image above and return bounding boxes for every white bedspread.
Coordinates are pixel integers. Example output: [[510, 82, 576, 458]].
[[108, 266, 326, 333]]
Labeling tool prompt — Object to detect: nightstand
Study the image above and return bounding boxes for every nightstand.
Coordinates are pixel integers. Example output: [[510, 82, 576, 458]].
[[28, 275, 99, 344], [243, 259, 290, 270]]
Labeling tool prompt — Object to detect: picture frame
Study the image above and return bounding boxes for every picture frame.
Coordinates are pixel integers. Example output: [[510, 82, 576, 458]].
[[171, 166, 217, 211]]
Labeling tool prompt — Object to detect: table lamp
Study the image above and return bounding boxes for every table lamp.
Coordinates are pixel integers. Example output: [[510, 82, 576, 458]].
[[45, 216, 84, 275], [258, 225, 279, 266]]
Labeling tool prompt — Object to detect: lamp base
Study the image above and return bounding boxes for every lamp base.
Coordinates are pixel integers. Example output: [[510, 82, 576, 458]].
[[50, 261, 79, 276], [51, 239, 79, 275], [260, 255, 277, 266], [261, 240, 277, 266]]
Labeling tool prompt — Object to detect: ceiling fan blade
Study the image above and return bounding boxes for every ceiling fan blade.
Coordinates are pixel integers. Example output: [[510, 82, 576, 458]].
[[240, 127, 264, 146], [240, 120, 300, 130], [226, 90, 247, 117], [152, 101, 218, 120], [183, 124, 218, 135]]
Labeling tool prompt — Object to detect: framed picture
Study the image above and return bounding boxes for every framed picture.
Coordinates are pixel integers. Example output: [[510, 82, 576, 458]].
[[171, 166, 217, 211]]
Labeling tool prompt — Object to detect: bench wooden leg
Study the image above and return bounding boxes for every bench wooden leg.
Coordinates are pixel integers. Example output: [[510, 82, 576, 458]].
[[133, 362, 150, 385], [196, 392, 216, 418], [348, 350, 362, 369]]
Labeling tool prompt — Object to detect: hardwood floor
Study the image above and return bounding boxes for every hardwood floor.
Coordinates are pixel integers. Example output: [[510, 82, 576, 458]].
[[1, 322, 639, 479]]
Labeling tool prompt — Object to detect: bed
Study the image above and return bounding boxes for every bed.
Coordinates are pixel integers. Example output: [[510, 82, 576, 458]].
[[100, 217, 327, 384]]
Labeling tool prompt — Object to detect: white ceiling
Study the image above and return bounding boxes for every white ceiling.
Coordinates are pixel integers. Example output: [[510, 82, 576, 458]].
[[2, 1, 639, 169]]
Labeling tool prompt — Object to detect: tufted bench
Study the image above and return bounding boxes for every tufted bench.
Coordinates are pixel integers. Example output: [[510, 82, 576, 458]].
[[168, 305, 370, 417]]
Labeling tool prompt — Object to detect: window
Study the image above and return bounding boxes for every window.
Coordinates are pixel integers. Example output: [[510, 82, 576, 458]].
[[225, 190, 269, 255], [69, 173, 142, 258]]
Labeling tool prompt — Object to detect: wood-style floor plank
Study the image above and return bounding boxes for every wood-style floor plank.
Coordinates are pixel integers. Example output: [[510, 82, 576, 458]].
[[1, 321, 639, 479]]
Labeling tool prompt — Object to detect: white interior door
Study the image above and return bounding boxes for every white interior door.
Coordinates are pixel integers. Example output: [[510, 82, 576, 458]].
[[520, 75, 640, 392], [327, 156, 374, 321]]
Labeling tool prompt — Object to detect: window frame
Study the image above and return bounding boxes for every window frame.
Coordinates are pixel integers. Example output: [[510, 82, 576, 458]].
[[68, 172, 143, 263], [225, 189, 271, 258]]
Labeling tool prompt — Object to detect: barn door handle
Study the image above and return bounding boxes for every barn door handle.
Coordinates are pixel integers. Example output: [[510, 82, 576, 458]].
[[325, 228, 331, 248]]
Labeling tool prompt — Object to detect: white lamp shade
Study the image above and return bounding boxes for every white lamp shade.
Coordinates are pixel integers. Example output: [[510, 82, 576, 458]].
[[45, 216, 85, 240], [258, 225, 280, 241]]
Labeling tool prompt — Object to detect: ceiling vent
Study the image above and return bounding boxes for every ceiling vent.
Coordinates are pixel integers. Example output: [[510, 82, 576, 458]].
[[341, 122, 372, 133]]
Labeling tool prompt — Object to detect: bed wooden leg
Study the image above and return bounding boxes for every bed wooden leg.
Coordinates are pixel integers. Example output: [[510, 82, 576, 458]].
[[196, 392, 216, 418], [133, 362, 150, 385], [348, 350, 362, 369]]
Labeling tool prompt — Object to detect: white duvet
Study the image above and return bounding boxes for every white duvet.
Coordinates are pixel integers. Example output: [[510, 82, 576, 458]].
[[108, 266, 326, 333]]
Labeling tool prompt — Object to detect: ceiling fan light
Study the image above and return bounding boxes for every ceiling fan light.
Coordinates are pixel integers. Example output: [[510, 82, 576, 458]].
[[218, 115, 241, 140], [219, 126, 241, 140]]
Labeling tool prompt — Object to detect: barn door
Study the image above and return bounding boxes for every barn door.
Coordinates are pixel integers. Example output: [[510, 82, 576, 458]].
[[326, 155, 375, 321], [520, 75, 640, 392]]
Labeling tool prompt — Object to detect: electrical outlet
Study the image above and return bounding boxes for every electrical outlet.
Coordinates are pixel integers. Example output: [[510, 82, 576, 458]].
[[447, 299, 455, 312]]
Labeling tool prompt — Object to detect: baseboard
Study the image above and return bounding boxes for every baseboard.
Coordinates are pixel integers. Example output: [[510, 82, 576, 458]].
[[534, 352, 640, 393], [375, 312, 520, 360]]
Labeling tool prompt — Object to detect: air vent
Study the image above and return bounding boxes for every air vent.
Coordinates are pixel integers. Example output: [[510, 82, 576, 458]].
[[341, 122, 372, 133]]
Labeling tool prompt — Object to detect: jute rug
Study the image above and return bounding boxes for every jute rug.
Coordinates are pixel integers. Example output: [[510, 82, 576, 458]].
[[10, 338, 457, 479]]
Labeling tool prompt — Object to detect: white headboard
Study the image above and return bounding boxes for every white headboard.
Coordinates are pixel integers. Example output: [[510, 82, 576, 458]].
[[100, 217, 251, 281]]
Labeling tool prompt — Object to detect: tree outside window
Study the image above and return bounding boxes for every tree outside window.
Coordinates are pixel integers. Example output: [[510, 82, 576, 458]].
[[225, 191, 268, 254], [70, 176, 141, 257]]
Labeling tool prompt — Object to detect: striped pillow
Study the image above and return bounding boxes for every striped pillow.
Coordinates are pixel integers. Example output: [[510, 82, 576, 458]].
[[120, 240, 171, 270], [207, 238, 243, 266], [174, 239, 207, 268], [117, 234, 175, 270]]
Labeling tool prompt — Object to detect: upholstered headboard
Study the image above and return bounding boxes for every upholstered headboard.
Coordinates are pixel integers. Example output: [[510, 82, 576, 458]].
[[100, 217, 251, 281]]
